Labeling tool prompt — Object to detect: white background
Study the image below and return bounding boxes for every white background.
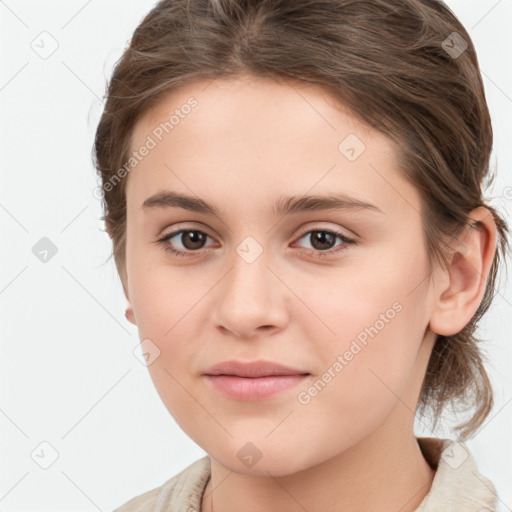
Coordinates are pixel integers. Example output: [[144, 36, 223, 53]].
[[0, 0, 511, 510]]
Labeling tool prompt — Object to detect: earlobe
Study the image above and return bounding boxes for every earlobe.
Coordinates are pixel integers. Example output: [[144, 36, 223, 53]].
[[125, 299, 137, 325], [429, 207, 497, 336]]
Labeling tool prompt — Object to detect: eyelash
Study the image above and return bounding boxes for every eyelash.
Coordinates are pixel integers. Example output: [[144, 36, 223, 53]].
[[156, 227, 356, 259]]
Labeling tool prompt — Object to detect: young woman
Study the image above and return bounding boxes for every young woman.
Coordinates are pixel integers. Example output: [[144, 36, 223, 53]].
[[93, 0, 509, 510]]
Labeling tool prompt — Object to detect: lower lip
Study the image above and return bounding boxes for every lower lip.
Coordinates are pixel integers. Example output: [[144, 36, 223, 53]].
[[204, 374, 310, 401]]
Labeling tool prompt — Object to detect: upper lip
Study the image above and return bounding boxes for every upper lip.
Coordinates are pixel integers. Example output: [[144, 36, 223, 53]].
[[203, 360, 309, 378]]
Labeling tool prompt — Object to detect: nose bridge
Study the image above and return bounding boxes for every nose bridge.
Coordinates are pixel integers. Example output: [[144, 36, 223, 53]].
[[212, 237, 287, 336], [225, 239, 272, 309]]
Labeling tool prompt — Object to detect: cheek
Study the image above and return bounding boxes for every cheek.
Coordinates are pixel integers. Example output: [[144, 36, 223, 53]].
[[301, 292, 423, 397], [288, 296, 428, 467], [295, 246, 431, 410], [291, 243, 429, 351], [127, 260, 213, 381], [127, 247, 206, 333]]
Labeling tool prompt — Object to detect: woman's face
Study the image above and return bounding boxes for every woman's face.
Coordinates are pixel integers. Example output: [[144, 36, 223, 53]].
[[124, 76, 438, 475]]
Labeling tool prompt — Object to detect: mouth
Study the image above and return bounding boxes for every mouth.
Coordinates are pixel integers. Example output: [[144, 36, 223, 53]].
[[203, 359, 310, 401]]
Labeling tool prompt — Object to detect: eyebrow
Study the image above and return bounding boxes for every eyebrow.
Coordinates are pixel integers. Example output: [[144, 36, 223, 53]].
[[141, 191, 384, 217]]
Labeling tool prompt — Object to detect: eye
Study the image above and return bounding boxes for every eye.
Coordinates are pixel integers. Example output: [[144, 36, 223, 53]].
[[157, 229, 215, 257], [293, 228, 355, 257], [156, 227, 356, 258]]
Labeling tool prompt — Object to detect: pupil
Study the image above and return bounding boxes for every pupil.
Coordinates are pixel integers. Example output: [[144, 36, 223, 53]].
[[312, 231, 334, 250]]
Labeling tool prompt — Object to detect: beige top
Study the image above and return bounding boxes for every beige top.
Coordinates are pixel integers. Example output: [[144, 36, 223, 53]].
[[114, 437, 498, 511]]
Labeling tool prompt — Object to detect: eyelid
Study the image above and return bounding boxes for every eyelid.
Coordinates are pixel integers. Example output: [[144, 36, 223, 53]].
[[158, 221, 216, 239], [158, 221, 356, 244], [293, 222, 357, 241]]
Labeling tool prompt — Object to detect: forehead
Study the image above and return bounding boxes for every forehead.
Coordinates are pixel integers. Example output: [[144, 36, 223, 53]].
[[126, 76, 419, 218], [131, 75, 377, 153]]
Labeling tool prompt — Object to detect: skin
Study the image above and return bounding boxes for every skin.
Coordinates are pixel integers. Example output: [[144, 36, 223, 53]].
[[123, 75, 497, 512]]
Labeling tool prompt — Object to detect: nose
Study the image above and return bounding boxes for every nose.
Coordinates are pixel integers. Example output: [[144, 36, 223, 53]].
[[211, 246, 289, 339]]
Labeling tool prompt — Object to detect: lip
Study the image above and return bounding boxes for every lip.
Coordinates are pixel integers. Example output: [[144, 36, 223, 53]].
[[203, 360, 310, 401], [203, 359, 308, 378]]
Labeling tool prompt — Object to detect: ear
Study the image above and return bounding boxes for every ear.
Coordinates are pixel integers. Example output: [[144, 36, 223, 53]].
[[125, 297, 137, 325], [120, 270, 137, 325], [429, 207, 498, 336]]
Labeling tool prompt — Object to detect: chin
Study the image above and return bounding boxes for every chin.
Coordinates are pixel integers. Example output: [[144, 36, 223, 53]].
[[207, 439, 319, 477]]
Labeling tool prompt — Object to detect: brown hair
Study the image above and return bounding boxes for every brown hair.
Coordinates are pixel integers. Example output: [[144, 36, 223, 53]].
[[93, 0, 509, 439]]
